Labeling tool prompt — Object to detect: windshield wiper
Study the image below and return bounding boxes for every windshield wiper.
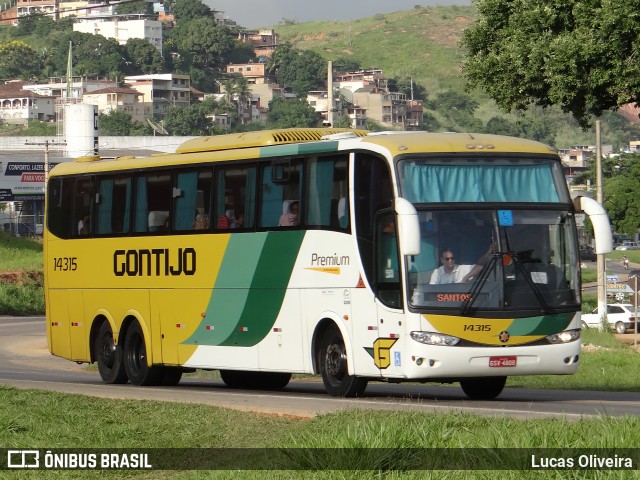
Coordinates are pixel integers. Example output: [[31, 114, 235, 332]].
[[460, 253, 500, 315], [510, 252, 553, 314]]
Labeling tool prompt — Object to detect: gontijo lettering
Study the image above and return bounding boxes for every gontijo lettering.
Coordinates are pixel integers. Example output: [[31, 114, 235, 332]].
[[114, 248, 196, 276]]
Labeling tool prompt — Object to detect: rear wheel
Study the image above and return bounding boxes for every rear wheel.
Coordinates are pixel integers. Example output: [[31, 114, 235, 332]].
[[123, 322, 163, 386], [615, 321, 627, 334], [460, 376, 506, 400], [94, 322, 127, 384], [318, 327, 367, 397]]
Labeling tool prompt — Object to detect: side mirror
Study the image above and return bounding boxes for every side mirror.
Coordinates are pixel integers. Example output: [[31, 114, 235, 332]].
[[573, 196, 613, 254], [394, 197, 420, 256]]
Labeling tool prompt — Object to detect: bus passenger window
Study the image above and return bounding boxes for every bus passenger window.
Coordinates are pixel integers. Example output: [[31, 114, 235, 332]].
[[174, 169, 212, 232]]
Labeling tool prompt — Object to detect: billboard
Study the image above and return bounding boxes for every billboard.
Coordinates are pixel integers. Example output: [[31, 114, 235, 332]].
[[0, 159, 64, 201]]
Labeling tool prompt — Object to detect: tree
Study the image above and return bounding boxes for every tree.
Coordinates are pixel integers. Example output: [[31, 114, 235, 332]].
[[124, 39, 165, 74], [0, 41, 40, 80], [47, 32, 124, 77], [171, 0, 212, 23], [267, 97, 318, 128], [462, 0, 640, 129], [221, 74, 252, 124], [170, 19, 236, 71], [116, 0, 153, 15], [572, 153, 640, 236], [99, 110, 149, 136], [267, 44, 325, 97], [163, 103, 215, 135]]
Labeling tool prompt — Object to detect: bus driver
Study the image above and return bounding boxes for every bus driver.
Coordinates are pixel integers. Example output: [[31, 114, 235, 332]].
[[429, 248, 476, 284]]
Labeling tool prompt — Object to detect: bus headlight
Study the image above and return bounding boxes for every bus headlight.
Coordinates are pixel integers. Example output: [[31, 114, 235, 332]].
[[410, 331, 460, 346], [546, 329, 581, 344]]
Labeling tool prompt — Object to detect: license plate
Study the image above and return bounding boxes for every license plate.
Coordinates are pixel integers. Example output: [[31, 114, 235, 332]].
[[489, 356, 517, 367]]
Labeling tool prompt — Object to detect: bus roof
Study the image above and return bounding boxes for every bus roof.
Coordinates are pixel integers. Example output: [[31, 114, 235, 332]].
[[48, 129, 558, 177]]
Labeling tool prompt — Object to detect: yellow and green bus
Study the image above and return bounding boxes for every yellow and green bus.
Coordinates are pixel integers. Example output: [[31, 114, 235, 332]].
[[45, 128, 612, 399]]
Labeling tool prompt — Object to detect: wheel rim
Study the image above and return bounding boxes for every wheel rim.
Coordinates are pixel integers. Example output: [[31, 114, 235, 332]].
[[324, 342, 347, 385], [99, 331, 116, 369]]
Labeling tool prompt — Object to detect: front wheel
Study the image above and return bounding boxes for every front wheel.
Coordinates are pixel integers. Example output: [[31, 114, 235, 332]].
[[615, 322, 627, 334], [123, 322, 163, 386], [318, 327, 367, 397], [460, 376, 506, 400], [94, 322, 128, 384]]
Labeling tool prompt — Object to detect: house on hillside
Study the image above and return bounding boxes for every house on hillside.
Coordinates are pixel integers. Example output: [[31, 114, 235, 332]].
[[82, 87, 146, 122], [0, 81, 55, 124], [237, 30, 279, 60], [124, 74, 191, 118]]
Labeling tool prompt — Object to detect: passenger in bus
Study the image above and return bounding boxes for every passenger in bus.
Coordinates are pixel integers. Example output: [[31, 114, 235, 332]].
[[193, 213, 209, 230], [430, 248, 475, 284], [218, 206, 239, 229], [78, 213, 90, 235], [279, 200, 299, 226]]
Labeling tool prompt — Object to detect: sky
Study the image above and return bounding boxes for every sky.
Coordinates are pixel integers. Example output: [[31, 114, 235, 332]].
[[204, 0, 471, 29]]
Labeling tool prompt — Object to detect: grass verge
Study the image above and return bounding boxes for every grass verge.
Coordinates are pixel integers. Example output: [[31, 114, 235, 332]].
[[1, 386, 639, 479]]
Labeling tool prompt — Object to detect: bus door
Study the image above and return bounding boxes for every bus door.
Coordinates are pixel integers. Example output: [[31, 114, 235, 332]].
[[373, 211, 406, 378]]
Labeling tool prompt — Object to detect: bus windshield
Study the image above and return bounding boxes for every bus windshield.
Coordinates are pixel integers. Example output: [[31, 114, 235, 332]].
[[398, 156, 570, 204], [407, 208, 580, 315]]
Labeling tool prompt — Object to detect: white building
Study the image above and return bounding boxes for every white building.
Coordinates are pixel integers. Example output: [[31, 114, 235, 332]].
[[124, 74, 191, 118], [74, 16, 163, 53]]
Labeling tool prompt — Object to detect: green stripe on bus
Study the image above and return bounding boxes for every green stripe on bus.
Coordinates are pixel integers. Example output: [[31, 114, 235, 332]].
[[260, 141, 339, 157], [219, 230, 305, 346], [506, 312, 574, 336], [183, 231, 305, 347]]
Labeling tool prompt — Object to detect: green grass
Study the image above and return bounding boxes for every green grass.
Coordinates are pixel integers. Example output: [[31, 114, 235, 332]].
[[1, 386, 639, 479], [0, 231, 43, 271]]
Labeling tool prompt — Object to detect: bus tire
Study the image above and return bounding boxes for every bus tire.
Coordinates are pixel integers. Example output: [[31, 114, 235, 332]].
[[318, 327, 367, 397], [95, 322, 128, 384], [460, 376, 506, 400], [161, 367, 183, 386], [123, 322, 163, 386]]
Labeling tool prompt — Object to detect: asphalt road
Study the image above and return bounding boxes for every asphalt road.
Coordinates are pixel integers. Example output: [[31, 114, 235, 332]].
[[1, 316, 639, 419]]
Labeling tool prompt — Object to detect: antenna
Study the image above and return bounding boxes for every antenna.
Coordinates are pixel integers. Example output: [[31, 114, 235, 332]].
[[147, 119, 168, 135]]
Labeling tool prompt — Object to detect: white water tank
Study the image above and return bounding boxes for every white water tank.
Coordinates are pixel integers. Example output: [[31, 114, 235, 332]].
[[65, 103, 98, 159]]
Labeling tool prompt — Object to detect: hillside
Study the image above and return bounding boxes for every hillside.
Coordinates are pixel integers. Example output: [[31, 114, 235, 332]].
[[273, 6, 473, 94], [273, 6, 640, 150]]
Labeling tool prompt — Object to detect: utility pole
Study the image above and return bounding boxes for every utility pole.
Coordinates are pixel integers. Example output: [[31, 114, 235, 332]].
[[327, 60, 334, 127], [595, 120, 607, 331], [25, 139, 66, 185]]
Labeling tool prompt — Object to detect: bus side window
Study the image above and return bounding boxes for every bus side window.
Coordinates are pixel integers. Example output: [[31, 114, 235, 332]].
[[74, 177, 93, 237], [173, 169, 212, 232], [134, 173, 171, 234], [306, 155, 348, 229], [260, 161, 302, 228]]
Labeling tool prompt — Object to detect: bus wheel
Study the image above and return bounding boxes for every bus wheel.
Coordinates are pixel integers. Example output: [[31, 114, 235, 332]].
[[160, 367, 183, 386], [254, 372, 291, 390], [460, 376, 506, 400], [319, 327, 367, 397], [95, 322, 128, 384], [123, 322, 163, 386], [219, 370, 246, 388]]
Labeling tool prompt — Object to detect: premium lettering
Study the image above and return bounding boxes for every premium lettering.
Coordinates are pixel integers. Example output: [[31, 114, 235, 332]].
[[114, 248, 196, 276], [311, 253, 350, 266]]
